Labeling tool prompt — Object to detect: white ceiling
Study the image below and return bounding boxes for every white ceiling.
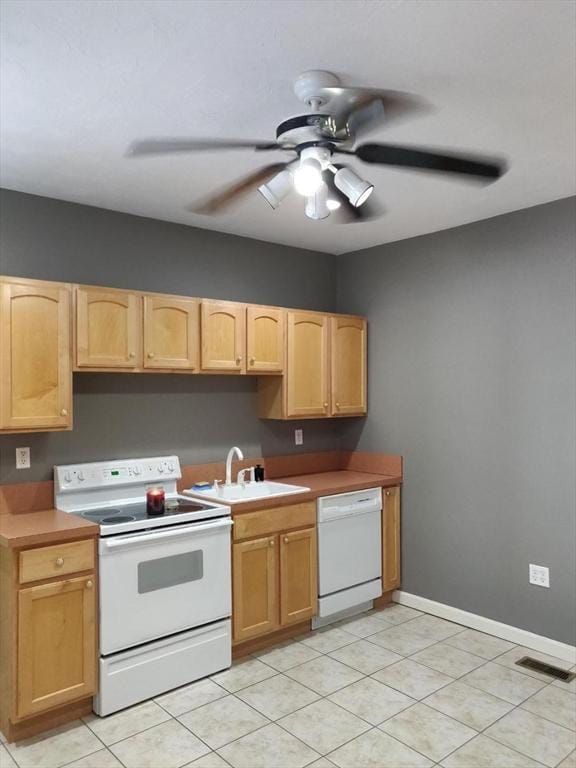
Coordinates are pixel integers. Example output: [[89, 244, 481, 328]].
[[1, 0, 575, 255]]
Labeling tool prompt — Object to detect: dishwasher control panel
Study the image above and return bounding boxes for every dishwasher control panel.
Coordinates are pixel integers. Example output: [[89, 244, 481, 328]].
[[317, 487, 382, 523]]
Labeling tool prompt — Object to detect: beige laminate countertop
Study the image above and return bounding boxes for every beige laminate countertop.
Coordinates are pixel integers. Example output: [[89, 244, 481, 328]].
[[229, 470, 402, 513], [0, 509, 98, 549]]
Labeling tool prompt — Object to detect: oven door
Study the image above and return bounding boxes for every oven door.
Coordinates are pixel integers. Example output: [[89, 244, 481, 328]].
[[99, 518, 232, 655]]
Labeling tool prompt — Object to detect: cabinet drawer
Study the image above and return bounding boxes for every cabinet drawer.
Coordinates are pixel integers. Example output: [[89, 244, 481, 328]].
[[233, 502, 316, 541], [19, 540, 95, 584]]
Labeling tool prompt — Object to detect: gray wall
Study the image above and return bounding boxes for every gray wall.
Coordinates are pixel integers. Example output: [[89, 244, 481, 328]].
[[337, 197, 576, 645], [0, 189, 341, 483]]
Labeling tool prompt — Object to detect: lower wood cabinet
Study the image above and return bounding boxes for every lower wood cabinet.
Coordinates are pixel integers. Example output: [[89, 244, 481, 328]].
[[382, 486, 401, 592], [232, 503, 318, 644], [18, 575, 96, 718], [279, 528, 317, 626], [0, 538, 97, 741]]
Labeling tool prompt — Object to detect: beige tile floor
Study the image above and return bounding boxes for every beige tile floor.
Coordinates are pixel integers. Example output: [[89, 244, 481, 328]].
[[3, 603, 575, 768]]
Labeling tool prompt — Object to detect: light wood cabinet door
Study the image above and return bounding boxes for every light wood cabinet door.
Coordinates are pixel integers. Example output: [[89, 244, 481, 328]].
[[17, 575, 96, 718], [76, 287, 140, 368], [0, 280, 72, 431], [143, 295, 199, 370], [201, 300, 246, 372], [246, 305, 285, 373], [286, 311, 329, 417], [280, 527, 317, 625], [330, 316, 367, 416], [382, 487, 401, 592], [232, 536, 279, 642]]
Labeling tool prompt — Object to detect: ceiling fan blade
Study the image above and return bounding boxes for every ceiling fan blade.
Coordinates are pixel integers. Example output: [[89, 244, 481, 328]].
[[350, 143, 506, 181], [319, 87, 431, 139], [128, 138, 283, 157], [192, 162, 290, 215], [325, 169, 383, 223]]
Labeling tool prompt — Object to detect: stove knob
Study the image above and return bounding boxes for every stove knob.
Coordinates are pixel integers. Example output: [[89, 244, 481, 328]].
[[157, 465, 164, 473], [167, 462, 174, 472], [64, 471, 72, 483], [133, 465, 141, 475], [78, 471, 85, 482]]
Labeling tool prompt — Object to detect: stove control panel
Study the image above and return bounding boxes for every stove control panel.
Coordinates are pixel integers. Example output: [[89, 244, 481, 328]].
[[55, 456, 181, 492]]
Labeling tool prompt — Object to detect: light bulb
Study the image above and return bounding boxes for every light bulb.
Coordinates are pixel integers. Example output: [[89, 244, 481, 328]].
[[305, 182, 330, 220], [294, 159, 322, 196], [334, 167, 374, 207], [258, 170, 293, 209], [326, 199, 341, 211]]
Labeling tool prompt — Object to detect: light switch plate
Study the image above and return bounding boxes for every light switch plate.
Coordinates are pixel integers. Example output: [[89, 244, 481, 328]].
[[16, 447, 31, 469], [294, 429, 303, 445], [529, 563, 550, 588]]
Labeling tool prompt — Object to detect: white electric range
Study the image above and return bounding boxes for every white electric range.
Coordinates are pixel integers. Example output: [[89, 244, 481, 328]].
[[55, 455, 232, 716]]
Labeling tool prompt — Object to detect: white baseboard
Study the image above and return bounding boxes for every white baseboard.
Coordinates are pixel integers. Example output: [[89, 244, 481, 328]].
[[393, 590, 576, 665]]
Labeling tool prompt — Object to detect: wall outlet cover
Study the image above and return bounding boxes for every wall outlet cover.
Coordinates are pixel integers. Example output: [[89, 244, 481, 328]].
[[16, 447, 31, 470], [294, 429, 303, 445], [529, 563, 550, 588]]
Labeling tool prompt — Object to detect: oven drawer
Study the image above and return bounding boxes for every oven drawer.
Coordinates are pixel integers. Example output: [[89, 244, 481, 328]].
[[19, 539, 95, 584]]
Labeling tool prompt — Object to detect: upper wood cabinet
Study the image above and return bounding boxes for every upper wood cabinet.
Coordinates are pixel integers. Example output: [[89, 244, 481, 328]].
[[258, 310, 366, 420], [0, 278, 72, 432], [143, 295, 199, 370], [75, 287, 140, 369], [201, 300, 246, 373], [286, 311, 330, 417], [17, 575, 96, 719], [246, 305, 285, 373], [382, 486, 401, 592], [330, 316, 367, 416]]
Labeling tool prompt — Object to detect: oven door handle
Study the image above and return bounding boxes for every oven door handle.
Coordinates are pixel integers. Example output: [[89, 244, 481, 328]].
[[100, 518, 233, 553]]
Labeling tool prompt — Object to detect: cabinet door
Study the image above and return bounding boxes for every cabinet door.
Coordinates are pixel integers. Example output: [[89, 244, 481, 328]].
[[382, 487, 401, 592], [0, 280, 71, 430], [201, 300, 245, 372], [280, 527, 317, 625], [232, 536, 279, 642], [286, 312, 329, 417], [330, 316, 367, 416], [143, 295, 199, 370], [17, 575, 96, 718], [246, 306, 285, 373], [76, 287, 140, 368]]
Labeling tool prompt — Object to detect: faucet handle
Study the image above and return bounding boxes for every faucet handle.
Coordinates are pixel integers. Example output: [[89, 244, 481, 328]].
[[213, 479, 223, 493]]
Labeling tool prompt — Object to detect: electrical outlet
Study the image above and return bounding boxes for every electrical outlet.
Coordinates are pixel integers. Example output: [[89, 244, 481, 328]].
[[16, 447, 30, 470], [294, 429, 303, 446], [529, 564, 550, 588]]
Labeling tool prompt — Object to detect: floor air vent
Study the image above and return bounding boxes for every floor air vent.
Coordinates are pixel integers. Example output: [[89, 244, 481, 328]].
[[515, 656, 575, 682]]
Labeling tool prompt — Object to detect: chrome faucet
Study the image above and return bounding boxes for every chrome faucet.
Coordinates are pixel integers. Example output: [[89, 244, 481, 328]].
[[225, 446, 244, 486]]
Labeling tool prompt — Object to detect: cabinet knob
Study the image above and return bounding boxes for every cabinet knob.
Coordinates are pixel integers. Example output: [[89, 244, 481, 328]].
[[60, 409, 68, 417], [236, 356, 243, 365], [129, 352, 135, 358], [55, 557, 64, 567], [323, 402, 328, 409], [335, 402, 341, 409], [385, 490, 391, 496], [283, 537, 289, 543], [147, 352, 154, 359], [85, 580, 93, 589], [249, 357, 256, 366], [269, 539, 274, 546]]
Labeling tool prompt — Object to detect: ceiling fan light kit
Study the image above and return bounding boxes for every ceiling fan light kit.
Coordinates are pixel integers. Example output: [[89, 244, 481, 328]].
[[130, 69, 507, 224]]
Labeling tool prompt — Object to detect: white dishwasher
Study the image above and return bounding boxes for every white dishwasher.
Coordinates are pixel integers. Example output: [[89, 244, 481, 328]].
[[315, 487, 382, 624]]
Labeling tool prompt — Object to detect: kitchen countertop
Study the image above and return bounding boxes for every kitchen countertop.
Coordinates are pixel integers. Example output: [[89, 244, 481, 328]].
[[0, 468, 402, 546], [0, 508, 98, 549], [229, 469, 402, 513]]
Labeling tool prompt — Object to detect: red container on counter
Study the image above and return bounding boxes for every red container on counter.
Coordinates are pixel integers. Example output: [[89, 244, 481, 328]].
[[146, 487, 165, 515]]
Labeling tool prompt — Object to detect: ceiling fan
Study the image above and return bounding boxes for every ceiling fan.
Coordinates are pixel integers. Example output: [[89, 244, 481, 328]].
[[128, 70, 507, 223]]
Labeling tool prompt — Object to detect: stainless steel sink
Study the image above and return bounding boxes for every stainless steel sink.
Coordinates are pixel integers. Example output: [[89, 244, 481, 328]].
[[182, 480, 310, 505]]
